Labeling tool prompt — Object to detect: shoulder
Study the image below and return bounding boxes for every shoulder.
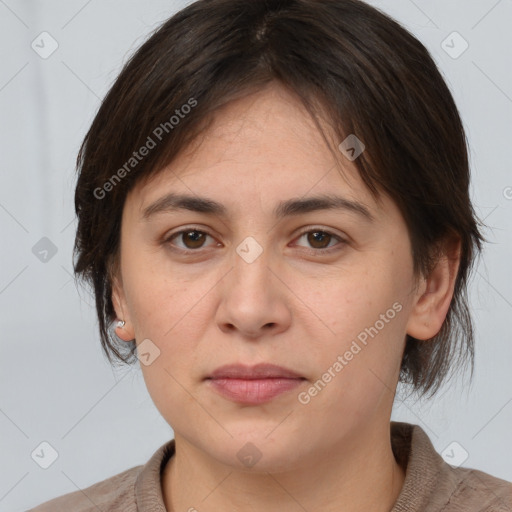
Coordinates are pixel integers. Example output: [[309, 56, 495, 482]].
[[26, 438, 176, 512], [26, 465, 142, 512], [444, 466, 512, 511], [391, 422, 512, 512]]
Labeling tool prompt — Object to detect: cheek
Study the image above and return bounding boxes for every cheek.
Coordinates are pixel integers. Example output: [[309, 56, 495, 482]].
[[123, 265, 216, 377], [122, 252, 212, 340], [139, 358, 200, 433], [297, 267, 409, 408], [300, 315, 406, 428], [297, 262, 407, 345]]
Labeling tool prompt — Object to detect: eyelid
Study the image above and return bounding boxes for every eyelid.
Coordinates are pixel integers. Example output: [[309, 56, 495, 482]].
[[294, 225, 346, 241]]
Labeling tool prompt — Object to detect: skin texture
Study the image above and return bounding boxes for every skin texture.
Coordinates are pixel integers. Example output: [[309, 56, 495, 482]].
[[112, 82, 460, 511]]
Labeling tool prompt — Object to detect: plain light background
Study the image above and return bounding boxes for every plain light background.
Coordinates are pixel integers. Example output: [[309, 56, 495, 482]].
[[0, 0, 511, 510]]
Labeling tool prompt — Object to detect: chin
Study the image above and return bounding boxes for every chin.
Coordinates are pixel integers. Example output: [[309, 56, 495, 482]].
[[211, 433, 307, 473]]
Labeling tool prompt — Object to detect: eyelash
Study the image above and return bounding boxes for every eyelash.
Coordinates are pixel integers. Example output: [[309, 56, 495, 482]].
[[163, 226, 346, 255]]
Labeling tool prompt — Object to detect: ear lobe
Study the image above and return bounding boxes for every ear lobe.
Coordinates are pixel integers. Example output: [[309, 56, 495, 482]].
[[111, 275, 136, 342], [406, 237, 461, 341]]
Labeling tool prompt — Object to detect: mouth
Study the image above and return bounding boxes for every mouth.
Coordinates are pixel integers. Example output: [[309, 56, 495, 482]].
[[205, 363, 306, 405]]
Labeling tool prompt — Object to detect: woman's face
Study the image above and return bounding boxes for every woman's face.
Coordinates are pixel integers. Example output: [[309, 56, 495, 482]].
[[113, 83, 426, 471]]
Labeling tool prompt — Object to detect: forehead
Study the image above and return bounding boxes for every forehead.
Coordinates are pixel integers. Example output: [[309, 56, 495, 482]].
[[126, 83, 387, 221]]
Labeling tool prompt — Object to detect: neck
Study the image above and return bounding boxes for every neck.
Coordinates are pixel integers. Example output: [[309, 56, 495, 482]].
[[162, 423, 405, 512]]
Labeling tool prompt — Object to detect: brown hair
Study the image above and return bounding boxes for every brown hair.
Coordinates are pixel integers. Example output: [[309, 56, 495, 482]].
[[73, 0, 484, 397]]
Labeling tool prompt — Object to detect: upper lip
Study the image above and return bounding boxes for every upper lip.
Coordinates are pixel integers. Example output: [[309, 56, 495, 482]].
[[207, 363, 304, 380]]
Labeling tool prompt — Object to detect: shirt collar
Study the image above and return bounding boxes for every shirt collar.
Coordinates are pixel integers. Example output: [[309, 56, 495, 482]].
[[133, 422, 453, 511]]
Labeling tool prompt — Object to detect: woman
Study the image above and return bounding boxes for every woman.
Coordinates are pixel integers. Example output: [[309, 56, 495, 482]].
[[30, 0, 512, 510]]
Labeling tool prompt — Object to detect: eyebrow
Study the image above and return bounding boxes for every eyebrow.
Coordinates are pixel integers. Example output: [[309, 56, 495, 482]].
[[141, 192, 374, 222]]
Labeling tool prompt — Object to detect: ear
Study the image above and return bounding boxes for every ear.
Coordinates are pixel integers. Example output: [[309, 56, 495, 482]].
[[111, 272, 136, 342], [406, 237, 461, 341]]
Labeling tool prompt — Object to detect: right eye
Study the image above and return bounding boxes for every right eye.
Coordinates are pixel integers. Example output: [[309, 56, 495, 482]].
[[164, 228, 220, 252]]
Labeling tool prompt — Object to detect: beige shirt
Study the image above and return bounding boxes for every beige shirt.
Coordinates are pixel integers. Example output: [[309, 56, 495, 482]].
[[28, 422, 512, 511]]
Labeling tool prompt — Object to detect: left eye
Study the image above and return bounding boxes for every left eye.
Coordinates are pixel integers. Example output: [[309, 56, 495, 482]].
[[294, 229, 342, 250]]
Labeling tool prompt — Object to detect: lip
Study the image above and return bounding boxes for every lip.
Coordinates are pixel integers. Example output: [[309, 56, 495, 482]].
[[206, 363, 306, 405], [207, 363, 304, 380]]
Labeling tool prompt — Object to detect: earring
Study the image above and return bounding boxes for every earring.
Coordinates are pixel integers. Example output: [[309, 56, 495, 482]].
[[117, 320, 126, 328]]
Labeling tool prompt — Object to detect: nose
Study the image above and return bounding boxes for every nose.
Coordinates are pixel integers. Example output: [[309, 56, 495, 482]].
[[214, 245, 292, 339]]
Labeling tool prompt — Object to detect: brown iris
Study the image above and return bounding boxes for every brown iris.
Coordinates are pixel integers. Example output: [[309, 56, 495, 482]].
[[306, 231, 332, 249], [181, 230, 206, 249]]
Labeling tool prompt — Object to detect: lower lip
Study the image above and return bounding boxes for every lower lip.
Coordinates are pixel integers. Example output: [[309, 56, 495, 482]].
[[207, 378, 304, 404]]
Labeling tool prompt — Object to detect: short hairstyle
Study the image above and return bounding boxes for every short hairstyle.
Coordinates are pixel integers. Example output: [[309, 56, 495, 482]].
[[73, 0, 484, 397]]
